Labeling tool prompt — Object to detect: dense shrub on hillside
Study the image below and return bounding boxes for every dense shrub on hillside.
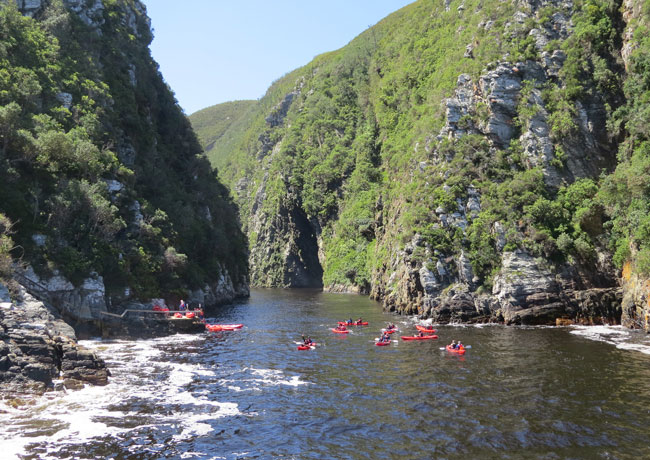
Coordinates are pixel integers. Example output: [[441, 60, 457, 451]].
[[0, 2, 247, 299]]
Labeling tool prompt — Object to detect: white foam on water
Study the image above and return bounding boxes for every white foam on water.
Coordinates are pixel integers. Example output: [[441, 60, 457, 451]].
[[0, 389, 129, 460], [570, 325, 650, 355], [472, 323, 500, 328], [2, 336, 242, 459], [616, 342, 650, 355], [241, 367, 311, 388]]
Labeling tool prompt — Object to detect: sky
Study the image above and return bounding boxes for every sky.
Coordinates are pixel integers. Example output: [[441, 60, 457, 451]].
[[146, 0, 414, 115]]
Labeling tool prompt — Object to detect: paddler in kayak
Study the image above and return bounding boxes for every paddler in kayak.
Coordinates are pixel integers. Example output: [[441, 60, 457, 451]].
[[336, 324, 348, 332], [356, 317, 363, 325], [448, 340, 463, 349], [380, 332, 390, 342], [347, 318, 354, 325]]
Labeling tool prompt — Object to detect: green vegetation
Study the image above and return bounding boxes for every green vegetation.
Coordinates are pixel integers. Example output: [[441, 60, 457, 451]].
[[189, 100, 257, 171], [0, 1, 247, 299], [193, 0, 650, 297]]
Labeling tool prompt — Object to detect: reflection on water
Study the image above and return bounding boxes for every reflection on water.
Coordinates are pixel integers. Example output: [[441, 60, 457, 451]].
[[1, 288, 650, 459]]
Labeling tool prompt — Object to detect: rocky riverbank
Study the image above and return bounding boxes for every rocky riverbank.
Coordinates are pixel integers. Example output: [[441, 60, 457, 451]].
[[0, 283, 109, 395]]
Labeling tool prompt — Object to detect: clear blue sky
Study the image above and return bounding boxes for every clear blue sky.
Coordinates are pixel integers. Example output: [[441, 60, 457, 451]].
[[146, 0, 414, 115]]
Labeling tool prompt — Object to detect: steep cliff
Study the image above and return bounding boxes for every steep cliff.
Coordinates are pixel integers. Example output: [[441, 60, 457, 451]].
[[193, 0, 649, 329], [0, 0, 249, 318]]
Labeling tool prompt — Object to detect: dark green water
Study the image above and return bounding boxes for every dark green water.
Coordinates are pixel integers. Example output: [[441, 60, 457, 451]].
[[2, 288, 649, 459]]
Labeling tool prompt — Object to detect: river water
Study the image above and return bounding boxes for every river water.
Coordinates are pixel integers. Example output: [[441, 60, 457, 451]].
[[2, 288, 650, 459]]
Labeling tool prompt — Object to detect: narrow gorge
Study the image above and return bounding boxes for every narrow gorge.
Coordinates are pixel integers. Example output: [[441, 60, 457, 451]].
[[192, 0, 650, 332]]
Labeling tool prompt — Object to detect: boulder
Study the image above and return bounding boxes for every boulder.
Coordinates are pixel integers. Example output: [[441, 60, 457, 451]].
[[0, 283, 108, 394]]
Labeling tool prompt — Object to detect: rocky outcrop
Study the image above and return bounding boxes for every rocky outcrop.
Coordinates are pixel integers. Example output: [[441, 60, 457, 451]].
[[13, 263, 245, 337], [14, 0, 104, 26], [190, 263, 250, 307], [621, 0, 643, 71], [409, 250, 621, 326], [491, 251, 564, 324], [15, 266, 107, 323], [0, 283, 109, 394], [619, 263, 650, 332], [248, 195, 323, 288]]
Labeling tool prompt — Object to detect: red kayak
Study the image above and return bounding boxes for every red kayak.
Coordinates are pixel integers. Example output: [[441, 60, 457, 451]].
[[206, 324, 243, 332], [173, 312, 183, 318], [383, 328, 397, 334], [401, 335, 439, 341], [416, 325, 437, 334], [338, 321, 368, 326], [331, 328, 350, 334], [297, 342, 317, 350], [375, 340, 391, 346], [185, 312, 195, 319], [446, 345, 466, 355]]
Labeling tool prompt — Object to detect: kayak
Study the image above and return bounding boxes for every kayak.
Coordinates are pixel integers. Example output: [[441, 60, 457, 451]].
[[297, 342, 317, 350], [375, 340, 391, 346], [338, 321, 368, 326], [173, 312, 183, 318], [331, 328, 350, 334], [383, 328, 397, 334], [416, 325, 437, 334], [445, 345, 466, 354], [401, 335, 438, 341], [205, 324, 243, 332], [185, 312, 195, 319]]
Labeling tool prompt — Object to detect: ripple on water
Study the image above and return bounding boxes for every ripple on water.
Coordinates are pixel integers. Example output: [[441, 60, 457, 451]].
[[3, 290, 650, 460]]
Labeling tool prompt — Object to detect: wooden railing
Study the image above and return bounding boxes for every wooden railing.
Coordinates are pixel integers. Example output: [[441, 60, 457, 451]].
[[100, 310, 202, 319]]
